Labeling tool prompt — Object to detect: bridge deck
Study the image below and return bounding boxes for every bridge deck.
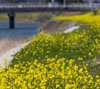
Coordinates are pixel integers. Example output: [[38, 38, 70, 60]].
[[0, 3, 99, 13], [0, 2, 99, 29]]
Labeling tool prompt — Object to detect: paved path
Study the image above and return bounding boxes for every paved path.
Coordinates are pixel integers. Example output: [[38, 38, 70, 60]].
[[64, 26, 79, 33], [0, 26, 79, 69], [0, 42, 29, 69]]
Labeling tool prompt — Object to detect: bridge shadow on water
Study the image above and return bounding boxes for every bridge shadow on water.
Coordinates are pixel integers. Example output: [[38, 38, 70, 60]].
[[0, 22, 41, 40]]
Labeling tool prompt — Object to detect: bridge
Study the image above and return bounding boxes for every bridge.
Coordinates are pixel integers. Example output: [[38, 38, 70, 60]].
[[0, 0, 99, 29]]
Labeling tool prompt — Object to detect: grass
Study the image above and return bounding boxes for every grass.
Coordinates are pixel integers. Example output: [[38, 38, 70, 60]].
[[52, 11, 100, 76], [0, 13, 52, 19], [9, 24, 100, 77], [0, 12, 81, 21], [9, 12, 100, 77], [0, 13, 39, 19]]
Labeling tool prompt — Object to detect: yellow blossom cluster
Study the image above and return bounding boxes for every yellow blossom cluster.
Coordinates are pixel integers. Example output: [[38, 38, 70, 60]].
[[53, 12, 100, 24], [0, 58, 100, 89]]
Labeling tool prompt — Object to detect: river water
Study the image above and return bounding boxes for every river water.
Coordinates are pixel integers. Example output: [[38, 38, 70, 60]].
[[0, 22, 41, 40], [0, 22, 41, 56]]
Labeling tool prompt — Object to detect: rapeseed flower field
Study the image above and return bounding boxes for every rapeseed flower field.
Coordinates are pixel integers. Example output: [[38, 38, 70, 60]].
[[1, 58, 100, 89], [1, 12, 100, 88]]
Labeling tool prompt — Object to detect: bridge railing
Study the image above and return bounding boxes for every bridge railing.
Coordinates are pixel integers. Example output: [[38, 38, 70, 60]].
[[0, 3, 65, 8], [66, 3, 100, 9], [0, 3, 100, 9]]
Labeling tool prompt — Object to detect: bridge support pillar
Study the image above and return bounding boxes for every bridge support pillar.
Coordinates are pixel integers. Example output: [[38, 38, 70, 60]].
[[8, 13, 15, 29]]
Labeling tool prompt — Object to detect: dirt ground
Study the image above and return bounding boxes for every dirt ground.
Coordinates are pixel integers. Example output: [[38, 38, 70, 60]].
[[0, 38, 24, 56], [38, 21, 76, 34]]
